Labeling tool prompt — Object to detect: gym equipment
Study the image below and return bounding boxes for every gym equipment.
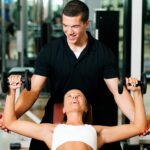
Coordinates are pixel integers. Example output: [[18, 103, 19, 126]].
[[10, 143, 21, 150], [118, 73, 147, 94], [1, 69, 32, 93]]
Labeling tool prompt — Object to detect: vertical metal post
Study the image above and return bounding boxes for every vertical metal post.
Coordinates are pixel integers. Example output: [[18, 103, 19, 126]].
[[1, 0, 6, 72], [40, 0, 43, 22], [130, 0, 143, 145], [48, 0, 52, 18], [123, 0, 131, 77], [131, 0, 143, 79], [17, 0, 27, 67], [16, 0, 21, 30]]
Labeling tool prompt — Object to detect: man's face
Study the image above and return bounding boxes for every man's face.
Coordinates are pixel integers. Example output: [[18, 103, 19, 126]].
[[62, 14, 89, 45]]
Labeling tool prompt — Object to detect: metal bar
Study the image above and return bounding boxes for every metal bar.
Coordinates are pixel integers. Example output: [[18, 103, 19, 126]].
[[17, 0, 27, 67], [131, 0, 143, 79], [130, 0, 143, 145], [25, 111, 41, 124], [1, 0, 6, 72]]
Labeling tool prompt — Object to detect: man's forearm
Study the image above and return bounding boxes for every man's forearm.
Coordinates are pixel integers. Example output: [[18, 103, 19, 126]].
[[114, 87, 135, 122], [104, 78, 135, 121], [15, 89, 40, 118]]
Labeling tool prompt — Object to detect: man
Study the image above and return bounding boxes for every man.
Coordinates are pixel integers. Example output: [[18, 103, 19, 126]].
[[1, 0, 137, 150]]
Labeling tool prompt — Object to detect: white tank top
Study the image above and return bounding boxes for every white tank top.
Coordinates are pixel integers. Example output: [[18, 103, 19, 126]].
[[52, 124, 97, 150]]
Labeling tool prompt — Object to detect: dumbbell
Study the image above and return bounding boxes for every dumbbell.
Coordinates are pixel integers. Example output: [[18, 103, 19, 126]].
[[1, 69, 32, 93], [118, 73, 147, 94]]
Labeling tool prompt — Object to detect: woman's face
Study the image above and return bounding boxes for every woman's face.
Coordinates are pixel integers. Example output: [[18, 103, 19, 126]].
[[63, 89, 88, 114]]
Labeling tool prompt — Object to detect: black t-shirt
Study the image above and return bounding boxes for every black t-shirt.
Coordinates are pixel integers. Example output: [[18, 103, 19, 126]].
[[34, 32, 119, 125]]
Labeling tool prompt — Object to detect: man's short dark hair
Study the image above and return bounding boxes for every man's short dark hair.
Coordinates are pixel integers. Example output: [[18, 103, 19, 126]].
[[62, 0, 89, 23]]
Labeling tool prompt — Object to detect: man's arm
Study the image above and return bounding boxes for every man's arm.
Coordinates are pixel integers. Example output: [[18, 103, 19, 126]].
[[104, 77, 135, 122], [15, 74, 47, 118]]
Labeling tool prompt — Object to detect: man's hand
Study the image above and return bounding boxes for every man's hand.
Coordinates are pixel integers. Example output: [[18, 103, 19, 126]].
[[0, 113, 9, 132]]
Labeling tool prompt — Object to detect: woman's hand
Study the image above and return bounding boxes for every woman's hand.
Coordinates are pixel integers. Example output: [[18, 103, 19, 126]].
[[0, 113, 10, 132], [8, 75, 22, 90], [125, 77, 141, 92]]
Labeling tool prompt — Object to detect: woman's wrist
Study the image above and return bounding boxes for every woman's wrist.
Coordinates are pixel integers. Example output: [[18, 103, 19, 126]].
[[133, 90, 142, 98], [8, 89, 16, 95]]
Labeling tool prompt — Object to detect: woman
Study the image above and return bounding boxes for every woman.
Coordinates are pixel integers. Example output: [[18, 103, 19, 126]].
[[4, 75, 147, 150]]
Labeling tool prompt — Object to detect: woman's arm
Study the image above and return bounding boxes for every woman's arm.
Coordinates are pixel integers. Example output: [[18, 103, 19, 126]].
[[1, 75, 47, 132], [97, 77, 147, 147], [3, 75, 53, 148]]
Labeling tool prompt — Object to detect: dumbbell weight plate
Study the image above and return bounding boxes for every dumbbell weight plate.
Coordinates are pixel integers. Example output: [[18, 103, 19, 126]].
[[118, 78, 124, 94], [118, 73, 147, 94], [141, 73, 147, 94], [1, 72, 8, 93], [118, 81, 123, 94], [24, 70, 31, 91]]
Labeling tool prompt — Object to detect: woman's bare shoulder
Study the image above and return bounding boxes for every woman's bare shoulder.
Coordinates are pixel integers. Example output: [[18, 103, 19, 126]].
[[92, 125, 107, 133], [40, 123, 58, 132]]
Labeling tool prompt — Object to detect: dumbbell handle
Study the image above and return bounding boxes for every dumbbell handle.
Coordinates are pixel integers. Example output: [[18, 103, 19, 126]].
[[7, 78, 25, 84], [128, 80, 143, 87], [118, 79, 143, 94], [118, 73, 147, 94], [6, 76, 31, 91]]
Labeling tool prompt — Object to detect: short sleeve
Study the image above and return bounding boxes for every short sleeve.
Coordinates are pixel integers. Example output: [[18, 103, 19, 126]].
[[34, 44, 51, 77], [102, 46, 119, 79]]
